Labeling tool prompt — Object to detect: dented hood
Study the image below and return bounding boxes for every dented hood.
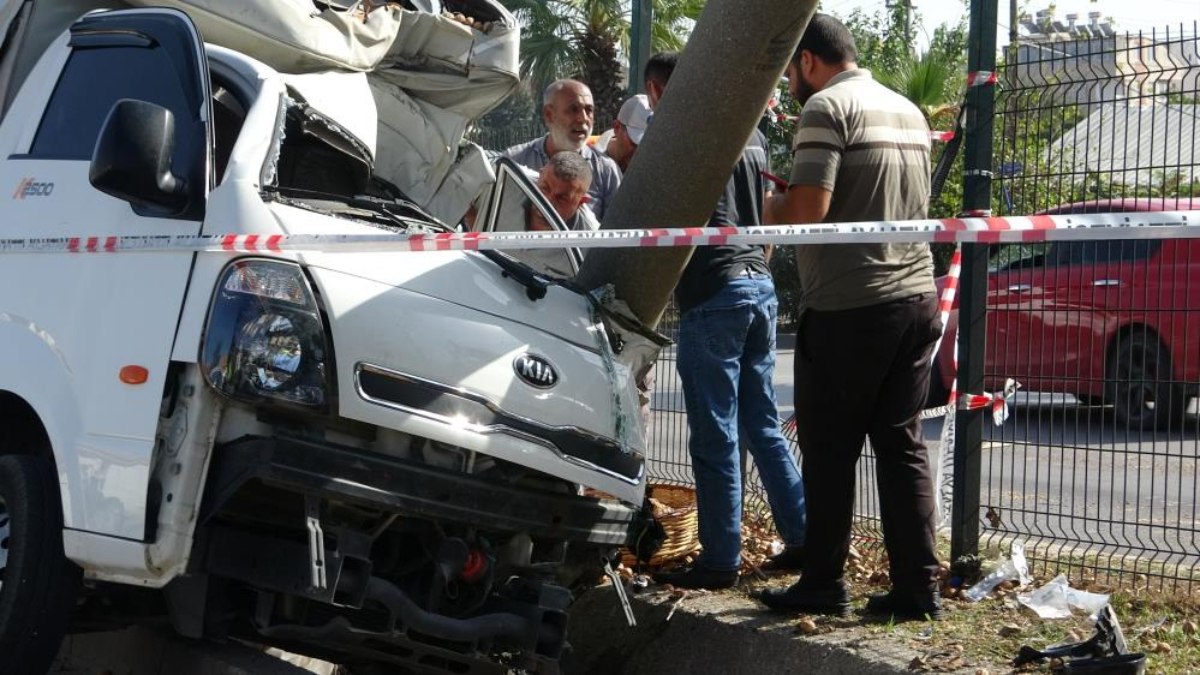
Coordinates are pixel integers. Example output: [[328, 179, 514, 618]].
[[268, 200, 600, 352]]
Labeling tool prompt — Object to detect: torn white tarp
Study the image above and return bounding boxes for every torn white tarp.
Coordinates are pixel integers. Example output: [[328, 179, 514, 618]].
[[121, 0, 518, 222], [122, 0, 519, 119], [126, 1, 401, 71]]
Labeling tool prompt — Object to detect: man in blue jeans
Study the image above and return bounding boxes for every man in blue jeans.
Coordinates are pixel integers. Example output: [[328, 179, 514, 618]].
[[648, 52, 807, 590]]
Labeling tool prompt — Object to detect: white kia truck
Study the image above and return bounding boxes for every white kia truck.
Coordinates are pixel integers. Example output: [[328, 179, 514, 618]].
[[0, 3, 657, 673]]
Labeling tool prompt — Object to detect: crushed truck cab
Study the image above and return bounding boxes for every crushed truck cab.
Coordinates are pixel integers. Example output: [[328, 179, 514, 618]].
[[0, 4, 657, 673]]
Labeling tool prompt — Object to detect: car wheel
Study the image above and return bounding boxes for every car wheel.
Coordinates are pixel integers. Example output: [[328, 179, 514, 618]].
[[1107, 332, 1186, 431], [0, 454, 82, 674]]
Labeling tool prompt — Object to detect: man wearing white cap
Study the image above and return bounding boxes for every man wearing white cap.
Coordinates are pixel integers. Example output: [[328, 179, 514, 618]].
[[591, 94, 652, 173]]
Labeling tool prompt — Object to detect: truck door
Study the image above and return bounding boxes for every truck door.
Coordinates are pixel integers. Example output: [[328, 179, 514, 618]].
[[480, 157, 583, 278], [0, 9, 211, 540]]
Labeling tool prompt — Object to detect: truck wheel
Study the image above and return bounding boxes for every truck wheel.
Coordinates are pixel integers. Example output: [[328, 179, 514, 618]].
[[1107, 333, 1186, 431], [0, 454, 82, 675]]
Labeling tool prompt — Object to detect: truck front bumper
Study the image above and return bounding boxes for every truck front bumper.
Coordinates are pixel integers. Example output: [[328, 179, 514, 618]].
[[202, 435, 637, 546]]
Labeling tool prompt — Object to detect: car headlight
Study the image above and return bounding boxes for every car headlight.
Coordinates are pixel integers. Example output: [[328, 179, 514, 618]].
[[201, 259, 332, 410]]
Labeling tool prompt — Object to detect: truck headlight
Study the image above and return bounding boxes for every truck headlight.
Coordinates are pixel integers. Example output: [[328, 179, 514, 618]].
[[201, 259, 332, 410]]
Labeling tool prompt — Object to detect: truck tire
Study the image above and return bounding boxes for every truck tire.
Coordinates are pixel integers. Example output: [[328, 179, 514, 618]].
[[0, 454, 82, 675]]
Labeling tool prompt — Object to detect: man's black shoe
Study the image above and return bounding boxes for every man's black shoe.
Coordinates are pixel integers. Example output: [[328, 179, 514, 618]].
[[759, 546, 805, 573], [758, 580, 851, 616], [653, 565, 738, 590], [864, 590, 943, 621]]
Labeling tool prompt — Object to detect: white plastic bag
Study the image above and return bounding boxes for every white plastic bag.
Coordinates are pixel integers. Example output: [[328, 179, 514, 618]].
[[963, 541, 1032, 602], [1017, 574, 1111, 619]]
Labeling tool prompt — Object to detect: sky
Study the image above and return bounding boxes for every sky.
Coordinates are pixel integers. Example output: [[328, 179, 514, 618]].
[[820, 0, 1199, 47]]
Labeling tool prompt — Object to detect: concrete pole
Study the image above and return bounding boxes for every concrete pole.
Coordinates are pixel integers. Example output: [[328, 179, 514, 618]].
[[577, 0, 820, 328]]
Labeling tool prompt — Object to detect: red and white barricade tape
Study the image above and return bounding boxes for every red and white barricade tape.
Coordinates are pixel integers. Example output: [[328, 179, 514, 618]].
[[921, 245, 1020, 426], [0, 210, 1196, 255], [958, 378, 1022, 426], [967, 70, 998, 87]]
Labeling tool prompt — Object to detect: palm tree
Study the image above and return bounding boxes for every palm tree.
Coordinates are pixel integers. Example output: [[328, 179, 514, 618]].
[[875, 49, 962, 129], [500, 0, 705, 120], [649, 0, 706, 53]]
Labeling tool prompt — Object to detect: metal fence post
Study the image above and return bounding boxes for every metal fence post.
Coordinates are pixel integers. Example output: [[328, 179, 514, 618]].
[[628, 0, 653, 96], [950, 0, 998, 562]]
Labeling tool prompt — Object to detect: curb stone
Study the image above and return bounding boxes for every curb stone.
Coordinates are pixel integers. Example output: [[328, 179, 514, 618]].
[[567, 585, 937, 675], [51, 626, 334, 675]]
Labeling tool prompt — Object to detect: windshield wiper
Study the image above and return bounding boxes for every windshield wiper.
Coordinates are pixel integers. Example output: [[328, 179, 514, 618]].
[[263, 185, 452, 233], [480, 250, 550, 301]]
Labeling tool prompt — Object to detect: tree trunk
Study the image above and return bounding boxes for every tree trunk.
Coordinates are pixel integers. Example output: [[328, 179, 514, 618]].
[[577, 30, 624, 122], [575, 0, 820, 328]]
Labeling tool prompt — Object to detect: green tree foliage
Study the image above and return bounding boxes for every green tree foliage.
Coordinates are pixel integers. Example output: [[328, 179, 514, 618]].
[[842, 2, 918, 75], [499, 0, 704, 120]]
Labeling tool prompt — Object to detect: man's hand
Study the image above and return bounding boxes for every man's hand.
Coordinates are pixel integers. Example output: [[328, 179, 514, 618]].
[[764, 191, 785, 225], [767, 184, 833, 226]]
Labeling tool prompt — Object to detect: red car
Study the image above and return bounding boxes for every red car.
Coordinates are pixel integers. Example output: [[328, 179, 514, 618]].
[[930, 199, 1200, 429]]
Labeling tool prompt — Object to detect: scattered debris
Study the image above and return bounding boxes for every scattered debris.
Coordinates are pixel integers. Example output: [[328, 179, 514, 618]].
[[741, 552, 768, 582], [1017, 574, 1111, 619], [985, 507, 1003, 529], [963, 542, 1031, 602], [666, 590, 692, 621], [949, 554, 983, 587], [907, 644, 968, 672], [1129, 616, 1168, 641], [999, 624, 1023, 638], [1012, 604, 1143, 672]]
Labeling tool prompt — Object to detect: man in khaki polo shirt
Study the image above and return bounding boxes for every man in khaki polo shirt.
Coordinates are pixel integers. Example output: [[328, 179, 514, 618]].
[[759, 13, 943, 621]]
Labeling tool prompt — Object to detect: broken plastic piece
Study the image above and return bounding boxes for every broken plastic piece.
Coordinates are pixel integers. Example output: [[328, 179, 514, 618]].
[[305, 497, 327, 591], [1061, 653, 1147, 674], [1013, 605, 1130, 667], [1017, 574, 1111, 619], [603, 558, 637, 627], [963, 542, 1030, 602]]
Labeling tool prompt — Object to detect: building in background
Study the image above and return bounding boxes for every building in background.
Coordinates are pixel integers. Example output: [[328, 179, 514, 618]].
[[1012, 8, 1198, 104]]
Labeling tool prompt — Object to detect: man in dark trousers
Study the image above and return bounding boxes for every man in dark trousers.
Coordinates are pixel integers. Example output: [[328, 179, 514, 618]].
[[759, 14, 942, 620], [648, 52, 808, 590]]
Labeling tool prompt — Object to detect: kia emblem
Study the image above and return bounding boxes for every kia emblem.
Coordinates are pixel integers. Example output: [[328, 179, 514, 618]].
[[513, 353, 558, 389]]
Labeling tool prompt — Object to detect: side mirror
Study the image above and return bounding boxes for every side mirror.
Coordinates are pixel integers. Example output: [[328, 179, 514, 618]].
[[89, 99, 188, 216]]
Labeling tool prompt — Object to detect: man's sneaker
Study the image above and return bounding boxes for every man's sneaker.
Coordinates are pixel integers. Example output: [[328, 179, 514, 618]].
[[758, 580, 851, 616], [759, 546, 805, 573], [653, 564, 738, 590], [864, 590, 943, 621]]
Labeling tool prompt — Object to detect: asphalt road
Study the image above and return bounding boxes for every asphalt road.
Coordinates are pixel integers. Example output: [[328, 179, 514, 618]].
[[645, 340, 1199, 574]]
